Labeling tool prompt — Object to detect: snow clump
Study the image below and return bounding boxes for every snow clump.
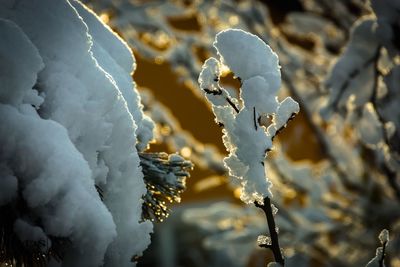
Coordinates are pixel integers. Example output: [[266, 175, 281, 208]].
[[199, 29, 299, 204]]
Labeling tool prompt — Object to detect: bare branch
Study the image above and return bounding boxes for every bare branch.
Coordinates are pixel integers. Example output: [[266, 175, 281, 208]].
[[255, 197, 285, 266]]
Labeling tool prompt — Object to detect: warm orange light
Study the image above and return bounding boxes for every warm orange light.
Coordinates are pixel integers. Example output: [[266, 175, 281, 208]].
[[233, 187, 242, 199], [99, 13, 109, 24], [180, 146, 191, 158], [154, 56, 164, 65], [229, 15, 239, 26]]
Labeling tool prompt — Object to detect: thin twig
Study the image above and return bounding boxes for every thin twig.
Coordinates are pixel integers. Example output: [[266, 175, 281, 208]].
[[253, 107, 258, 131], [255, 197, 285, 266], [379, 241, 387, 267], [226, 97, 240, 113]]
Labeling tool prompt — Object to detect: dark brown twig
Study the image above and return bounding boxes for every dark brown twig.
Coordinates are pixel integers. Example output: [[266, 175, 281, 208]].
[[253, 107, 258, 131], [255, 197, 285, 266], [226, 97, 240, 113], [379, 241, 387, 267]]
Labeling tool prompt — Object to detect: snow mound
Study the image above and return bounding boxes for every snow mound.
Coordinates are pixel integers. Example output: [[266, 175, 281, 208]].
[[0, 0, 154, 266]]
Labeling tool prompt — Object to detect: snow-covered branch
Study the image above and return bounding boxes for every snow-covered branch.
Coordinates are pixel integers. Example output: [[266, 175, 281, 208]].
[[199, 29, 299, 265]]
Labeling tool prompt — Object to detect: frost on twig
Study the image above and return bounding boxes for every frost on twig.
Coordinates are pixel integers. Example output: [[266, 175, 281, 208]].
[[199, 29, 299, 204]]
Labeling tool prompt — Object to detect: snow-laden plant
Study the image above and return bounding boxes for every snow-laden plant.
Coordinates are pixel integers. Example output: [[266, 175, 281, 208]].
[[0, 0, 192, 266], [198, 29, 299, 265]]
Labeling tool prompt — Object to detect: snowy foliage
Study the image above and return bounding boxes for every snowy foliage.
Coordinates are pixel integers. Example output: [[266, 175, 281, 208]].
[[0, 0, 155, 266], [199, 29, 299, 204]]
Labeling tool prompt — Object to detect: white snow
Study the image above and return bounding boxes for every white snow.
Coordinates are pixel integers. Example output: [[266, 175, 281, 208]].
[[0, 18, 44, 105], [72, 1, 154, 152], [358, 103, 384, 148], [199, 29, 299, 204], [0, 163, 18, 205], [241, 76, 279, 115], [0, 98, 116, 267], [0, 0, 154, 266], [214, 29, 281, 92]]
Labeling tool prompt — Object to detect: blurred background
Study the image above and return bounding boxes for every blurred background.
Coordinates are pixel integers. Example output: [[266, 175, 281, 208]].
[[83, 1, 400, 266]]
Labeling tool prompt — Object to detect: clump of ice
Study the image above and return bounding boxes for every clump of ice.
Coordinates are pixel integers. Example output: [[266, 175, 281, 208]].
[[0, 0, 154, 266], [199, 29, 299, 204]]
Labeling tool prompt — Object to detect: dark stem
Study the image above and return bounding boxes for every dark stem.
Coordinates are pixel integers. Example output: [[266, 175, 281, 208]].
[[253, 107, 258, 131], [226, 97, 240, 113], [379, 241, 387, 267], [255, 197, 285, 266]]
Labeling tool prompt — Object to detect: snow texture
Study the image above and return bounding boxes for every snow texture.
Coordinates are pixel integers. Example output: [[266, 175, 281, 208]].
[[72, 1, 154, 152], [0, 0, 153, 266], [14, 219, 52, 253], [199, 29, 299, 204], [358, 103, 384, 148]]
